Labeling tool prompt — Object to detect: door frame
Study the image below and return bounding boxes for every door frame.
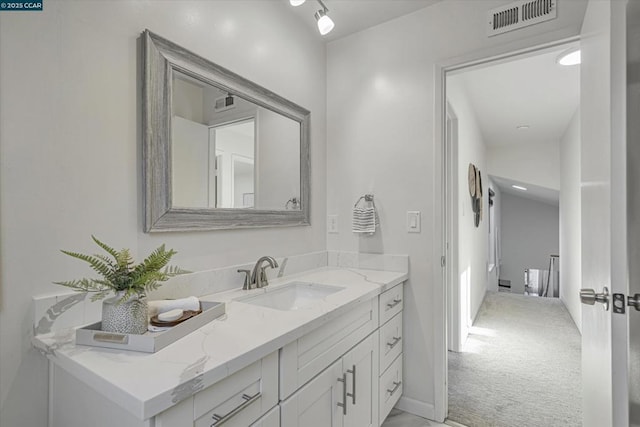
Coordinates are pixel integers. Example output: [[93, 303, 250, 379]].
[[433, 36, 581, 421]]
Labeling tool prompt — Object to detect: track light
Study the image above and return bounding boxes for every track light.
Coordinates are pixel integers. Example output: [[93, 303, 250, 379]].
[[314, 0, 334, 35], [290, 0, 334, 36]]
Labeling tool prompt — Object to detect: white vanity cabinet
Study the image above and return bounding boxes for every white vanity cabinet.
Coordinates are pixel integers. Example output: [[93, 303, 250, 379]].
[[44, 274, 407, 427], [279, 283, 405, 427], [156, 351, 278, 427], [251, 405, 280, 427], [280, 333, 378, 427], [377, 284, 404, 423], [49, 351, 278, 427]]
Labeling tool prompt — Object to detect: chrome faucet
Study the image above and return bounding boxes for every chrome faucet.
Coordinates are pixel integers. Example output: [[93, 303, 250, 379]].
[[238, 256, 279, 290], [251, 256, 279, 288]]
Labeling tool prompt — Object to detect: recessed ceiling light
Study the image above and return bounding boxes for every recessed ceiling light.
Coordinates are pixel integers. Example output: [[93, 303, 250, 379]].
[[557, 48, 581, 66], [516, 125, 530, 130], [512, 185, 528, 191]]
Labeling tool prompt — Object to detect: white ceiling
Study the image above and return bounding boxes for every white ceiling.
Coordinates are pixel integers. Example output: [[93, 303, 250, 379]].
[[490, 175, 559, 206], [452, 45, 580, 148], [287, 0, 441, 42], [451, 44, 580, 206]]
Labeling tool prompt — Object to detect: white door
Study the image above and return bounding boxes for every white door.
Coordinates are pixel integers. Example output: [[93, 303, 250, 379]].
[[626, 1, 640, 425], [580, 0, 632, 426], [343, 334, 377, 427], [280, 359, 344, 427]]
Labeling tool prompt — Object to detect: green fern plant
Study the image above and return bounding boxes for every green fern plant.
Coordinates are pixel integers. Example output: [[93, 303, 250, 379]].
[[54, 236, 188, 302]]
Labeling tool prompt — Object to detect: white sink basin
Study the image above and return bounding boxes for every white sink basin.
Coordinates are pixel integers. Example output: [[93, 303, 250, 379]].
[[237, 282, 344, 311]]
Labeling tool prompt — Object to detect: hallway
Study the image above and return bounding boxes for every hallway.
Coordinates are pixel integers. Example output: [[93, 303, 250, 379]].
[[448, 292, 581, 426]]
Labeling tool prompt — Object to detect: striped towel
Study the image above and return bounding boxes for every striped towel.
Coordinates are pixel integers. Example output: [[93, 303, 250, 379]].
[[352, 206, 378, 234]]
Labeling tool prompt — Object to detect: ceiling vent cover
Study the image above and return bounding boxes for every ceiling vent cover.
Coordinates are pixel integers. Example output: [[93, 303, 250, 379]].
[[487, 0, 557, 37], [214, 95, 235, 112]]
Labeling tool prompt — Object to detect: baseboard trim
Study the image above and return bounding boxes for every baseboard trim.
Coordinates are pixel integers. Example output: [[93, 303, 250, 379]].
[[396, 396, 436, 421]]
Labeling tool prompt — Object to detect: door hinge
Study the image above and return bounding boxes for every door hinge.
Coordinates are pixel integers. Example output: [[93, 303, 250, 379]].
[[441, 256, 446, 267], [612, 293, 640, 314]]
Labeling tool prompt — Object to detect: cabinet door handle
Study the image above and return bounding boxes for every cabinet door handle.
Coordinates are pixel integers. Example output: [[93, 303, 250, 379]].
[[337, 373, 347, 415], [346, 364, 356, 405], [211, 392, 261, 426], [386, 336, 402, 350], [387, 381, 402, 396], [386, 298, 402, 309]]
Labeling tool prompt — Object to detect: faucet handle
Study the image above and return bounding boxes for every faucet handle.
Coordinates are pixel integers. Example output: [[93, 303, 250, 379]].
[[237, 269, 252, 290]]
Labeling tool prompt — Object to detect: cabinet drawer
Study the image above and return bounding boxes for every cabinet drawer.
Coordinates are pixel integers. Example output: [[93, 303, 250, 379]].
[[379, 312, 403, 373], [379, 354, 403, 423], [194, 351, 278, 427], [250, 405, 279, 427], [280, 299, 378, 399], [379, 284, 403, 326]]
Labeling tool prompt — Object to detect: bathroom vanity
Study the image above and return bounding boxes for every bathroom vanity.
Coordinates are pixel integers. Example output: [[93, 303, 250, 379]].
[[34, 266, 406, 427]]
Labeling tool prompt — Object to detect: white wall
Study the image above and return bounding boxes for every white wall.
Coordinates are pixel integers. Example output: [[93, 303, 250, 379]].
[[500, 193, 560, 295], [326, 0, 587, 418], [447, 76, 488, 339], [559, 109, 582, 331], [487, 141, 561, 190], [0, 2, 326, 425], [172, 116, 210, 207], [256, 108, 300, 210], [173, 77, 205, 123]]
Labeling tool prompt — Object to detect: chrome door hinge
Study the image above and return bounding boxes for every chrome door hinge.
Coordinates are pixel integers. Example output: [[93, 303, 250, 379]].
[[441, 256, 446, 267], [612, 293, 640, 314]]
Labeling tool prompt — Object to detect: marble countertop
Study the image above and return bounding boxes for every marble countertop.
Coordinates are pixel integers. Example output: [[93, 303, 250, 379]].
[[33, 267, 407, 420]]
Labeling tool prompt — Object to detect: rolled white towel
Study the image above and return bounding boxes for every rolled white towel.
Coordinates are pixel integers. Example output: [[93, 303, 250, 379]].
[[148, 296, 200, 318]]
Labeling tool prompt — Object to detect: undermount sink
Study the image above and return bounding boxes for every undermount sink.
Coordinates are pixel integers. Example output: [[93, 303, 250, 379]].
[[237, 282, 344, 311]]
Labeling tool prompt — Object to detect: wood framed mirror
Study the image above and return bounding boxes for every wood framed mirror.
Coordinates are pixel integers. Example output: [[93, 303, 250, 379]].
[[142, 30, 310, 232]]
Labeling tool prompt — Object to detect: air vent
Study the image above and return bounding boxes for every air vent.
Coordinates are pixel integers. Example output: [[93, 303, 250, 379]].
[[488, 0, 556, 37], [214, 94, 235, 112]]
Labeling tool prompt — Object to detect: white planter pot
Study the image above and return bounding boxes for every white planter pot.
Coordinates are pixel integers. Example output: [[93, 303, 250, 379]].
[[101, 291, 148, 334]]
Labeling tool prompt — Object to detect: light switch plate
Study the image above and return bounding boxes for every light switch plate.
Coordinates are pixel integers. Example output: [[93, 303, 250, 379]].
[[407, 211, 421, 233], [328, 215, 339, 233]]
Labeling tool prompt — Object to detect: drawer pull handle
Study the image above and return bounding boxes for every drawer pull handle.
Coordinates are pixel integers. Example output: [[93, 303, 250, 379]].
[[386, 298, 402, 309], [346, 364, 356, 405], [387, 381, 402, 396], [337, 373, 348, 415], [386, 336, 402, 349], [211, 392, 261, 426]]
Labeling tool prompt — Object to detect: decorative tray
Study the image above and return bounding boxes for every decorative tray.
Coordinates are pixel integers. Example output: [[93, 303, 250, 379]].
[[75, 301, 225, 353]]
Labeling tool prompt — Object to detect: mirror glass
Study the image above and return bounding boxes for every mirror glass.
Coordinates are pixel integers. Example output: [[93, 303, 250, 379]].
[[171, 70, 301, 211], [143, 30, 310, 232]]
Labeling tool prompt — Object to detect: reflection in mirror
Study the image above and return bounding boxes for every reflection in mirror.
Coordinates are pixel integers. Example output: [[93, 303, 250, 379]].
[[171, 70, 300, 211], [143, 30, 310, 231]]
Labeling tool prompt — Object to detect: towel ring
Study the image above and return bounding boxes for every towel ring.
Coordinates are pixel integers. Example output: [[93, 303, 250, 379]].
[[354, 194, 375, 208]]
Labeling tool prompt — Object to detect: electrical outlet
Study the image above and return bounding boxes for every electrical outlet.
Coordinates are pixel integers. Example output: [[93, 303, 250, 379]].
[[327, 215, 339, 233]]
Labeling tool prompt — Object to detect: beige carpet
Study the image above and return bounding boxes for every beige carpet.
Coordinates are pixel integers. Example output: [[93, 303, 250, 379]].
[[448, 291, 581, 427]]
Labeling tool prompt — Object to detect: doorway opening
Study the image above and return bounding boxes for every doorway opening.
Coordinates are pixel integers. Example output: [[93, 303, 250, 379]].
[[443, 41, 581, 426]]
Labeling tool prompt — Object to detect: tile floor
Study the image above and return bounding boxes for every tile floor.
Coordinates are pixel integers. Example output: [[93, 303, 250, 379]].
[[381, 409, 452, 427]]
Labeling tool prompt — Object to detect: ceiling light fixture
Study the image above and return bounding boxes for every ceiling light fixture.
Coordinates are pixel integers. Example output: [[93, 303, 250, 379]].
[[512, 185, 528, 191], [314, 0, 334, 36], [289, 0, 306, 6], [557, 48, 581, 66]]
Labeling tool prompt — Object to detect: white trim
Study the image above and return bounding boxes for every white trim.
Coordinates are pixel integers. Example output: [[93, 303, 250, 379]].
[[433, 35, 581, 421], [432, 61, 448, 423], [396, 396, 436, 420], [445, 103, 461, 354]]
